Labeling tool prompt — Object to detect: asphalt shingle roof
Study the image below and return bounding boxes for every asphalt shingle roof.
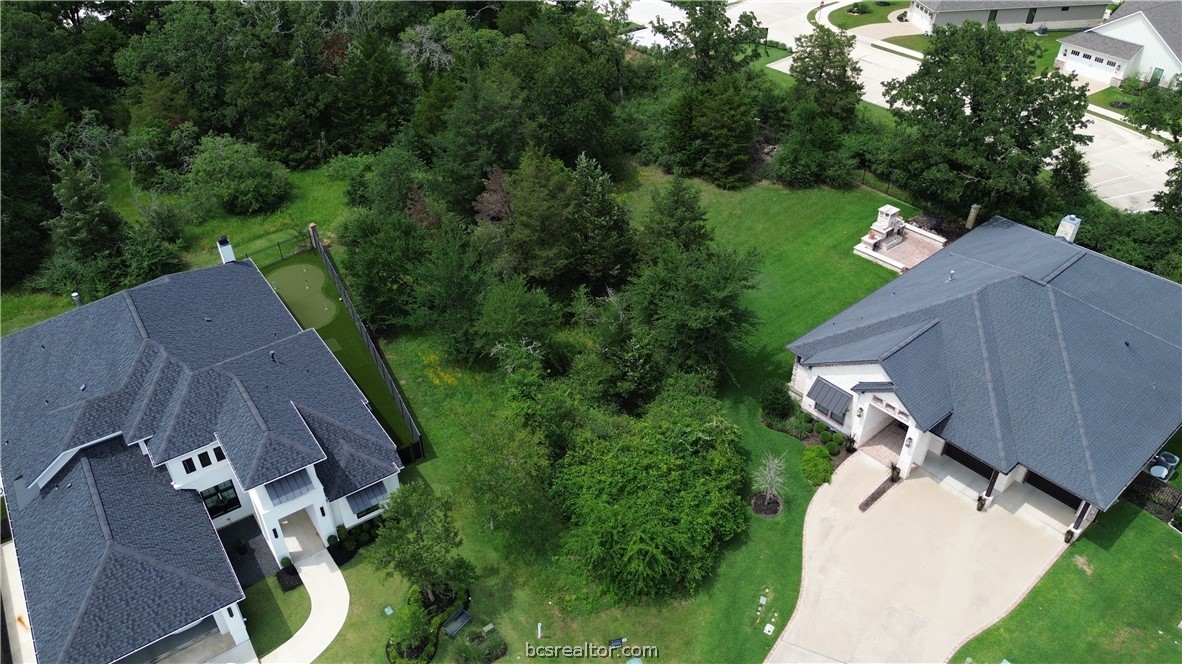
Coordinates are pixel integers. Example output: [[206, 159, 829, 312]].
[[1109, 0, 1182, 60], [6, 440, 242, 664], [789, 218, 1182, 509], [1, 260, 404, 663], [1059, 31, 1144, 60]]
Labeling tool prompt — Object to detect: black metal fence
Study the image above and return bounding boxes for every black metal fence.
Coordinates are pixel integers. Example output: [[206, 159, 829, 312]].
[[307, 224, 426, 465], [1124, 471, 1182, 524], [243, 231, 310, 269]]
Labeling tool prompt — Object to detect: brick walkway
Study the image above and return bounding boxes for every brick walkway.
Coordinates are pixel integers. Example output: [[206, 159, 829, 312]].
[[858, 422, 908, 469]]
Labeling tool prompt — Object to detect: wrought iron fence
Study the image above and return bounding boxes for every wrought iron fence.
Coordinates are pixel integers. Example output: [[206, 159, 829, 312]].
[[307, 224, 426, 465], [1124, 471, 1182, 523]]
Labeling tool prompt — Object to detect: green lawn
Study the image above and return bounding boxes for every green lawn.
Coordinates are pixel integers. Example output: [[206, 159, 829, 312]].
[[325, 168, 910, 663], [1088, 86, 1137, 116], [828, 1, 905, 31], [0, 291, 77, 336], [240, 576, 311, 658], [260, 250, 415, 447], [316, 555, 409, 663], [884, 33, 931, 53], [883, 29, 1072, 71], [955, 501, 1182, 663], [103, 159, 349, 268]]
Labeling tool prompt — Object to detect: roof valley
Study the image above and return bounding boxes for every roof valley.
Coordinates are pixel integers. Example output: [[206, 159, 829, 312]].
[[1047, 289, 1104, 503]]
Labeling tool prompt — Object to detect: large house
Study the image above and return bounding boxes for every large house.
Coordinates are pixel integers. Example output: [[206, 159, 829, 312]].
[[0, 246, 404, 663], [788, 217, 1181, 539], [907, 0, 1108, 34], [1056, 0, 1182, 88]]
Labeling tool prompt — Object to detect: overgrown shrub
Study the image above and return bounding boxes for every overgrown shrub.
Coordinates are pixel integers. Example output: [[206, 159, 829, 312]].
[[813, 421, 827, 434], [188, 135, 289, 214], [801, 445, 834, 486], [758, 378, 794, 422], [826, 440, 840, 456], [389, 600, 431, 657]]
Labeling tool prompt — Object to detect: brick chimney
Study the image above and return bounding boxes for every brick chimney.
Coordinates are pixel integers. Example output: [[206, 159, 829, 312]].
[[1055, 215, 1081, 243], [217, 236, 236, 264]]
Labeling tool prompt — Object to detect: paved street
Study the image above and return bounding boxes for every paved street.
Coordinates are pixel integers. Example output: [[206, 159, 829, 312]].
[[627, 0, 1168, 211]]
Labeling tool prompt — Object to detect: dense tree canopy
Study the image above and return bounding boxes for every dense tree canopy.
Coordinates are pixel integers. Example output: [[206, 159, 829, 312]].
[[883, 22, 1091, 214], [788, 26, 863, 127]]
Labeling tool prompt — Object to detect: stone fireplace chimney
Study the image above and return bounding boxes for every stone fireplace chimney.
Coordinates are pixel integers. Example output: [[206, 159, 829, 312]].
[[1056, 215, 1081, 243], [217, 236, 236, 264]]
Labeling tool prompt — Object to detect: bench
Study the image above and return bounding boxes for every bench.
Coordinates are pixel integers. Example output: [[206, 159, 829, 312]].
[[442, 608, 472, 638]]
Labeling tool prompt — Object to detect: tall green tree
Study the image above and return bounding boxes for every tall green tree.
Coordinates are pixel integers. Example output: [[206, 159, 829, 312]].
[[570, 153, 635, 293], [665, 75, 756, 189], [639, 175, 713, 259], [339, 209, 423, 331], [370, 482, 475, 603], [405, 218, 489, 361], [788, 26, 863, 128], [460, 411, 550, 531], [331, 32, 414, 154], [883, 22, 1091, 214], [503, 148, 578, 291], [652, 2, 765, 83], [1125, 74, 1182, 143]]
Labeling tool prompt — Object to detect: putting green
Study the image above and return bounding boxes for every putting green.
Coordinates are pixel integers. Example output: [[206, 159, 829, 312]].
[[267, 262, 340, 330]]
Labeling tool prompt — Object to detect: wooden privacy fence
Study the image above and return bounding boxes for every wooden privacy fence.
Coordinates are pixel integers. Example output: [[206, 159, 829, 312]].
[[307, 223, 426, 465]]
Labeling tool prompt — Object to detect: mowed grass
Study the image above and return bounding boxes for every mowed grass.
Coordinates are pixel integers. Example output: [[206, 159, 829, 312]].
[[316, 555, 409, 663], [1089, 86, 1137, 116], [261, 250, 415, 447], [240, 576, 311, 658], [883, 29, 1074, 73], [0, 291, 77, 336], [828, 1, 905, 31], [955, 501, 1182, 663], [334, 168, 908, 663]]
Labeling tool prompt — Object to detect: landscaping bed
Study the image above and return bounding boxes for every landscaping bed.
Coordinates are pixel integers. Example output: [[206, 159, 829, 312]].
[[829, 1, 903, 31]]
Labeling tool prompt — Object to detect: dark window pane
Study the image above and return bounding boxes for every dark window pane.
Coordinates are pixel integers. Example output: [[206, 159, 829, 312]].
[[213, 446, 226, 462], [183, 458, 196, 474], [199, 452, 212, 467]]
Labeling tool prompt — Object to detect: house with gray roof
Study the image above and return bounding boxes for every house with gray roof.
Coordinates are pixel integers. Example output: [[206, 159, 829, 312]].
[[787, 217, 1181, 540], [907, 0, 1108, 35], [1056, 0, 1182, 88], [1, 244, 404, 664]]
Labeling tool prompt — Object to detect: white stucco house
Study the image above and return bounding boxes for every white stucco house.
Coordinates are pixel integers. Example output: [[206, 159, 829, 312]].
[[1056, 0, 1182, 88], [908, 0, 1107, 34], [0, 243, 405, 664], [788, 216, 1182, 541]]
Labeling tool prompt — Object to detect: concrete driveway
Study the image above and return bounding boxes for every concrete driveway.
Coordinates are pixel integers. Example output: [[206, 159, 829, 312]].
[[767, 454, 1066, 663]]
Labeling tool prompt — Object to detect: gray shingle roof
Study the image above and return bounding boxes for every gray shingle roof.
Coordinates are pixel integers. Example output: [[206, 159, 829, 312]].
[[6, 440, 242, 664], [345, 481, 389, 515], [789, 218, 1182, 509], [1109, 0, 1182, 60], [1059, 31, 1144, 60], [1, 260, 404, 663], [921, 0, 1107, 12]]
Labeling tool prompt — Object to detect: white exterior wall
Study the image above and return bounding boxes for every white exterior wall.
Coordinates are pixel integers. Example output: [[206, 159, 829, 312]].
[[793, 362, 917, 439], [247, 468, 335, 564], [915, 3, 1104, 33], [213, 604, 250, 645], [994, 464, 1029, 493], [1089, 12, 1182, 85], [1058, 47, 1130, 84], [328, 474, 400, 531], [909, 0, 935, 33], [163, 439, 254, 529]]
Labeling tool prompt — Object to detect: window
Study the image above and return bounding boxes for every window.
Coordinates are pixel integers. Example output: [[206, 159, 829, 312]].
[[1061, 6, 1069, 10], [1082, 53, 1092, 60], [213, 446, 226, 462], [182, 458, 197, 474], [1024, 7, 1036, 24], [1106, 60, 1116, 67], [1071, 50, 1080, 56], [198, 451, 212, 467], [355, 504, 381, 519], [201, 481, 241, 518], [988, 9, 998, 23]]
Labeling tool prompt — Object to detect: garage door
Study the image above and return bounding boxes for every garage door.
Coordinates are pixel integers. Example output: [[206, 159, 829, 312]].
[[1063, 56, 1114, 83], [1024, 471, 1082, 510], [941, 442, 995, 479]]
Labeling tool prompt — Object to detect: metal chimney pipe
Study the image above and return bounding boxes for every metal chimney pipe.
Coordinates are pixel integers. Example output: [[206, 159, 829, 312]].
[[71, 292, 82, 307]]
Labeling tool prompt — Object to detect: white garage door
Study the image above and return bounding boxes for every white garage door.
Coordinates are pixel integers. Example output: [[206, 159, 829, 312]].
[[1063, 55, 1116, 84]]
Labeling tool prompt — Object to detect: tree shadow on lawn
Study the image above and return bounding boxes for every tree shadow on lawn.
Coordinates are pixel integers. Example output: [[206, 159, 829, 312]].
[[241, 581, 300, 657]]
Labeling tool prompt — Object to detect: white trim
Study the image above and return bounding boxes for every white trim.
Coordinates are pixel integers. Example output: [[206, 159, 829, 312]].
[[30, 432, 122, 489]]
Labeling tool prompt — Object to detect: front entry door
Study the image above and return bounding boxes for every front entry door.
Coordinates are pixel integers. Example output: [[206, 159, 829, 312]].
[[1150, 67, 1165, 86]]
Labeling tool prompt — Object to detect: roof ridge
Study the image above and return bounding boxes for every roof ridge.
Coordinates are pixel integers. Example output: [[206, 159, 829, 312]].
[[57, 542, 112, 664], [122, 291, 148, 339], [1047, 289, 1104, 505], [297, 404, 395, 467], [109, 540, 243, 605], [1049, 278, 1182, 350], [148, 370, 198, 464], [971, 291, 1009, 469], [878, 319, 940, 362]]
